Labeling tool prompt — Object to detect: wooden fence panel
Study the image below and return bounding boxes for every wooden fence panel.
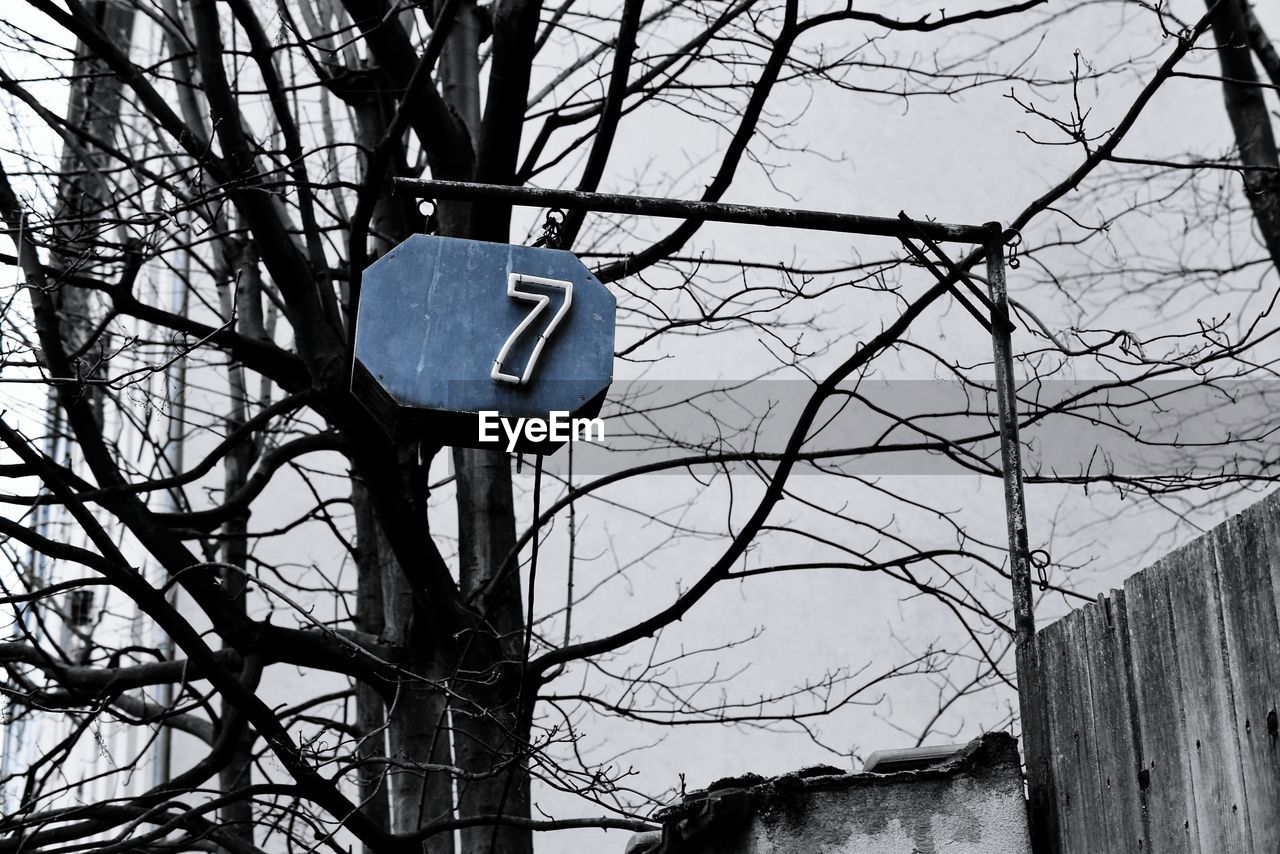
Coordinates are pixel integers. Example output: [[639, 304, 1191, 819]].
[[1079, 595, 1145, 852], [1123, 559, 1200, 854], [1216, 503, 1280, 853], [1041, 609, 1101, 854], [1163, 535, 1250, 853], [1037, 490, 1280, 853], [1040, 608, 1089, 854]]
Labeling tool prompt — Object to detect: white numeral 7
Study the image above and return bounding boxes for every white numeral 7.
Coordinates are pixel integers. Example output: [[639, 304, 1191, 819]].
[[491, 273, 574, 386]]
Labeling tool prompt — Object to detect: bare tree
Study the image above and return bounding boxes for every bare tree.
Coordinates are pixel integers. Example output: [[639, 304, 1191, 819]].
[[2, 2, 1280, 853]]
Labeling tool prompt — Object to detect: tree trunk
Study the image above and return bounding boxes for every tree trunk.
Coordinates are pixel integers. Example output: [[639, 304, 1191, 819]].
[[351, 55, 458, 849], [49, 0, 135, 413], [451, 454, 527, 854], [352, 480, 392, 853], [437, 2, 534, 851], [374, 452, 456, 854], [214, 239, 264, 851], [1210, 0, 1280, 268]]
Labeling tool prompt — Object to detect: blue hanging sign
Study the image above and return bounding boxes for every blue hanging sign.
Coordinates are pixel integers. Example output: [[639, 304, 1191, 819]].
[[352, 234, 616, 453]]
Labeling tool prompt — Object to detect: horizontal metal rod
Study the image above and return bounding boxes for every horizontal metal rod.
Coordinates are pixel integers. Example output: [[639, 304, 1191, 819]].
[[393, 178, 997, 244]]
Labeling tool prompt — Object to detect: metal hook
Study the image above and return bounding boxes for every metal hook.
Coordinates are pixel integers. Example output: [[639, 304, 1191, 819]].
[[1005, 229, 1023, 269], [1028, 548, 1051, 589], [533, 207, 565, 249]]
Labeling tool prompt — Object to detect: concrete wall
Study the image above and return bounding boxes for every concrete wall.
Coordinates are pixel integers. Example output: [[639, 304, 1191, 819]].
[[635, 733, 1031, 854]]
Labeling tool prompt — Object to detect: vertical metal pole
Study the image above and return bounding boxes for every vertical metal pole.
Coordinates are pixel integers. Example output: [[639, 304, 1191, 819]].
[[985, 225, 1053, 852]]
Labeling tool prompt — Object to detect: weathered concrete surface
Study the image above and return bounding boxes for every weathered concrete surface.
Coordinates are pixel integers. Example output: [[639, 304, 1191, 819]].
[[635, 733, 1031, 854]]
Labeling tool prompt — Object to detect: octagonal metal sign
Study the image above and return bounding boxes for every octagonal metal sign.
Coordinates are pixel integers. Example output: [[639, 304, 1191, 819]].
[[352, 234, 615, 453]]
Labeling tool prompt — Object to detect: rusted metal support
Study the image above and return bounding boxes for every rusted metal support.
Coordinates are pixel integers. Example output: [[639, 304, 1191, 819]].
[[390, 177, 1047, 841], [393, 178, 994, 244], [898, 212, 1002, 322], [985, 225, 1052, 852], [898, 234, 993, 333]]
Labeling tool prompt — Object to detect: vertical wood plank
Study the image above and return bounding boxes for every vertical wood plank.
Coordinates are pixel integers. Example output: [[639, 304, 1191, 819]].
[[1079, 593, 1145, 852], [1164, 535, 1250, 853], [1040, 609, 1093, 854], [1215, 502, 1280, 853], [1056, 599, 1110, 854], [1036, 612, 1071, 853], [1033, 623, 1064, 852], [1067, 604, 1109, 854], [1124, 558, 1200, 854], [1112, 587, 1154, 852]]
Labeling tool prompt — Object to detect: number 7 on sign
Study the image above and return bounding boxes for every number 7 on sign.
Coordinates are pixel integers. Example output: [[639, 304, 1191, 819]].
[[491, 273, 574, 386]]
